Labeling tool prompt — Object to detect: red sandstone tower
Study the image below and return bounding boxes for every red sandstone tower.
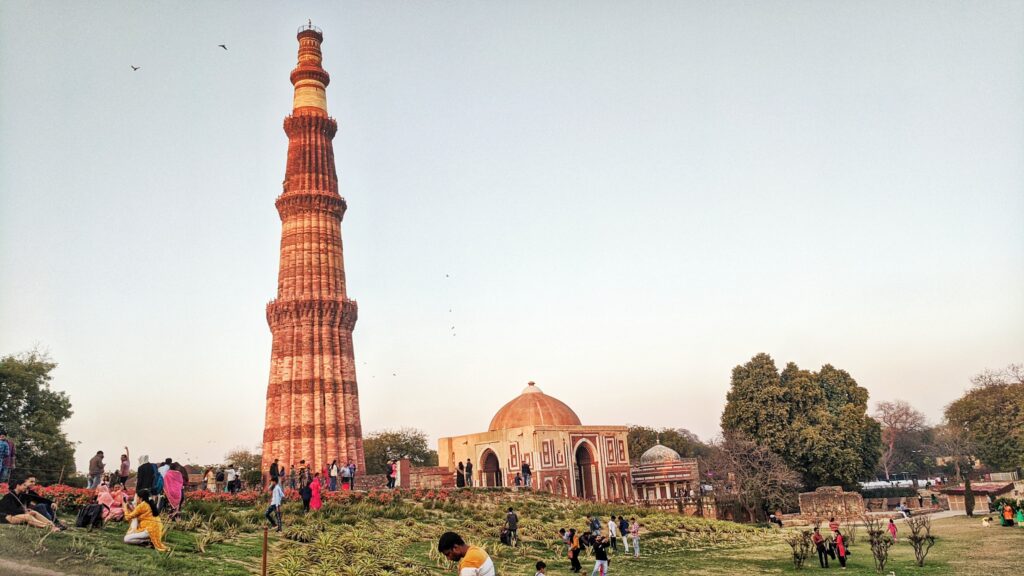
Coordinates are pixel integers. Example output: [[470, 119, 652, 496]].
[[262, 24, 365, 475]]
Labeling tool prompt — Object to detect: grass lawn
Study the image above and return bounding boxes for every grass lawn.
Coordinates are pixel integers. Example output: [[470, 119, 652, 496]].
[[0, 490, 1020, 575]]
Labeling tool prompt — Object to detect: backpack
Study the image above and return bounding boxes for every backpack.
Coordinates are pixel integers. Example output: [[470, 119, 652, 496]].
[[75, 504, 105, 530], [216, 470, 225, 482]]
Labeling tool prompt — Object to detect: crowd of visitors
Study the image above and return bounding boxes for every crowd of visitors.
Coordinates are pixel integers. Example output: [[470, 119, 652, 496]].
[[556, 514, 640, 573], [810, 517, 850, 568]]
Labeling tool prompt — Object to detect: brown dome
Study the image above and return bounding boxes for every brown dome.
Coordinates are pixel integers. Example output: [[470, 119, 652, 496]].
[[488, 382, 582, 431]]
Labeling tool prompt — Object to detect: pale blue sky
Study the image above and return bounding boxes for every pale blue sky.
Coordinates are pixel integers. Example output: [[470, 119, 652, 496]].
[[1, 1, 1022, 474]]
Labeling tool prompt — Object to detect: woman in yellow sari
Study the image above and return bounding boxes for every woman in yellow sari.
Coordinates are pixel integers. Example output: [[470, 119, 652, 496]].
[[123, 489, 168, 551]]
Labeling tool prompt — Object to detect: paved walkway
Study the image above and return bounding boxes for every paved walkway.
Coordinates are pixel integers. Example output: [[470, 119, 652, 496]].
[[0, 558, 70, 576]]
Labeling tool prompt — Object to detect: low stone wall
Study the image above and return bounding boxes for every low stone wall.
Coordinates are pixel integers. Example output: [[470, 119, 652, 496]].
[[355, 474, 387, 491], [798, 486, 865, 520]]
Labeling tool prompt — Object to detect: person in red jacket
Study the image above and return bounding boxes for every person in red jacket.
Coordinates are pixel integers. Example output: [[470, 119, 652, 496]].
[[833, 529, 848, 569]]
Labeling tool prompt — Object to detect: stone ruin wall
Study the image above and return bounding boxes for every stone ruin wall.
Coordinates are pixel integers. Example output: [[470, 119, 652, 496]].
[[798, 486, 865, 520]]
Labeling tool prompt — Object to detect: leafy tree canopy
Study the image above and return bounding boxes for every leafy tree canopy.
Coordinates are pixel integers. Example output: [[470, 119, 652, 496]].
[[720, 353, 881, 489], [945, 363, 1024, 471], [627, 426, 710, 463], [363, 428, 438, 475], [0, 351, 76, 484]]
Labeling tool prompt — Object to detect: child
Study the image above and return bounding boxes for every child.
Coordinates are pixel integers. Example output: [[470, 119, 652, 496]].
[[887, 518, 898, 542], [535, 560, 547, 576]]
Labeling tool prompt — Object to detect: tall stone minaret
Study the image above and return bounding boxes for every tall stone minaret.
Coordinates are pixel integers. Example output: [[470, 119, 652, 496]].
[[262, 24, 364, 475]]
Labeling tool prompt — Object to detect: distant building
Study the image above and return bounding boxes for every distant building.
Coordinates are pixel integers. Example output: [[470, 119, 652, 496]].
[[438, 382, 632, 501], [630, 443, 716, 516], [940, 482, 1014, 513]]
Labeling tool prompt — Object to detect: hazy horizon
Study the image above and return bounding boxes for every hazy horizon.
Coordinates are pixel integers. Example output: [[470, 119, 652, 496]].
[[1, 1, 1022, 474]]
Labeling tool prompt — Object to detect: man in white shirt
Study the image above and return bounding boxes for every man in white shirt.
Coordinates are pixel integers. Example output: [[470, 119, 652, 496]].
[[607, 515, 619, 552], [265, 477, 285, 532], [226, 465, 239, 493], [158, 458, 172, 478]]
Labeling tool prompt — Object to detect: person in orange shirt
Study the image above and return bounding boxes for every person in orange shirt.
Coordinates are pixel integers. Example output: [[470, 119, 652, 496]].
[[1003, 504, 1014, 527], [438, 532, 495, 576]]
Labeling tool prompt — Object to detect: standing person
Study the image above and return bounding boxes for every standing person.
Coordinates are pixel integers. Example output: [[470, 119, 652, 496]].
[[917, 494, 924, 508], [288, 464, 297, 490], [590, 534, 609, 576], [310, 472, 323, 511], [0, 430, 9, 485], [204, 468, 216, 492], [343, 460, 355, 490], [265, 477, 284, 532], [505, 507, 519, 546], [299, 480, 313, 513], [226, 464, 239, 494], [158, 458, 172, 478], [456, 462, 466, 488], [329, 459, 339, 491], [833, 529, 848, 568], [269, 459, 281, 487], [828, 517, 840, 532], [514, 473, 522, 488], [346, 460, 357, 490], [118, 447, 131, 487], [88, 451, 105, 489], [559, 528, 570, 556], [1003, 504, 1015, 526], [298, 460, 309, 487], [568, 528, 582, 573], [888, 518, 898, 541], [385, 460, 394, 489], [437, 531, 495, 576], [619, 516, 631, 554], [629, 518, 641, 558], [465, 459, 474, 487], [590, 515, 602, 534], [1015, 506, 1024, 527], [811, 527, 829, 568], [521, 461, 532, 488], [607, 516, 618, 552]]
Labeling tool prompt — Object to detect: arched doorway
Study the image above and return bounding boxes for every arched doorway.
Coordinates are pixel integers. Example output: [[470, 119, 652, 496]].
[[607, 475, 617, 500], [481, 450, 502, 487], [545, 479, 554, 494], [574, 442, 597, 500], [620, 475, 630, 501], [556, 477, 567, 496]]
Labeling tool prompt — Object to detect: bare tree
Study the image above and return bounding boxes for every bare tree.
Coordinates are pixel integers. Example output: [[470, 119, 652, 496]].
[[862, 516, 894, 572], [931, 422, 975, 482], [970, 363, 1024, 388], [704, 433, 803, 522], [905, 515, 936, 566], [785, 530, 813, 569], [874, 400, 927, 480]]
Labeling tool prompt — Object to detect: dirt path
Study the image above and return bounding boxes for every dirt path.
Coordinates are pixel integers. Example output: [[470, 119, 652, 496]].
[[0, 558, 71, 576]]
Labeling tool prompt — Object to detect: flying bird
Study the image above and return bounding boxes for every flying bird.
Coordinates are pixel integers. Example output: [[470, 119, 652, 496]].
[[130, 65, 140, 71], [218, 44, 227, 50]]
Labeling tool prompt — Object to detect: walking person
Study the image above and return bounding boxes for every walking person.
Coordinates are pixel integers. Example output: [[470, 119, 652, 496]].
[[590, 533, 610, 575], [607, 516, 619, 552], [811, 527, 829, 568], [265, 477, 284, 532], [888, 518, 898, 542], [88, 451, 105, 489], [833, 529, 848, 568], [521, 461, 532, 488], [619, 516, 631, 553], [465, 459, 474, 487], [629, 518, 641, 558], [310, 472, 323, 511], [437, 531, 495, 576], [568, 528, 582, 573], [505, 507, 519, 546]]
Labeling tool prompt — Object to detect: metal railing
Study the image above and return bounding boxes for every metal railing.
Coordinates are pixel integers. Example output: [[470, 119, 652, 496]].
[[297, 22, 322, 35]]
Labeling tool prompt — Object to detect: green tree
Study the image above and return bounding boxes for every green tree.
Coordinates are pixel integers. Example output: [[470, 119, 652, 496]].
[[0, 351, 76, 484], [363, 428, 438, 475], [721, 353, 881, 489], [627, 426, 710, 463], [944, 364, 1024, 471]]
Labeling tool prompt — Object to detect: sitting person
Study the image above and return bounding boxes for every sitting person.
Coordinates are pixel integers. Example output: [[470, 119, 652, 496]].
[[0, 471, 60, 531], [22, 476, 66, 529], [106, 484, 126, 521], [123, 488, 168, 551], [982, 516, 992, 527]]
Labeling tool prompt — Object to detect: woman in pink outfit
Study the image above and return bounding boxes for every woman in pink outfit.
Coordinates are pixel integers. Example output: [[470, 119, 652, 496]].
[[887, 518, 898, 542], [107, 485, 126, 521], [310, 472, 323, 511]]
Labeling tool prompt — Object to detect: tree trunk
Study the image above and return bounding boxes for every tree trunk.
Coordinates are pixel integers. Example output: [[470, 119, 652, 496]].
[[964, 477, 975, 518]]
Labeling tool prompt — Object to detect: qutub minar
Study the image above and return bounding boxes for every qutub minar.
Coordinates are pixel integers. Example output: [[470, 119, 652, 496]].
[[262, 24, 365, 474]]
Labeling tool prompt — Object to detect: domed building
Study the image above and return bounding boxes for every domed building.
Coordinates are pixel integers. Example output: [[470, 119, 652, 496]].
[[631, 441, 705, 511], [438, 382, 632, 501]]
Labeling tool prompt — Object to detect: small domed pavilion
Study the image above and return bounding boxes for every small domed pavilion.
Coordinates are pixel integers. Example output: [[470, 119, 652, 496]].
[[438, 382, 632, 501], [631, 441, 702, 505]]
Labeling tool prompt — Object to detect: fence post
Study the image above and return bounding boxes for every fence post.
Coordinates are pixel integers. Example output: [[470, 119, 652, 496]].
[[58, 465, 65, 485], [262, 527, 268, 576]]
